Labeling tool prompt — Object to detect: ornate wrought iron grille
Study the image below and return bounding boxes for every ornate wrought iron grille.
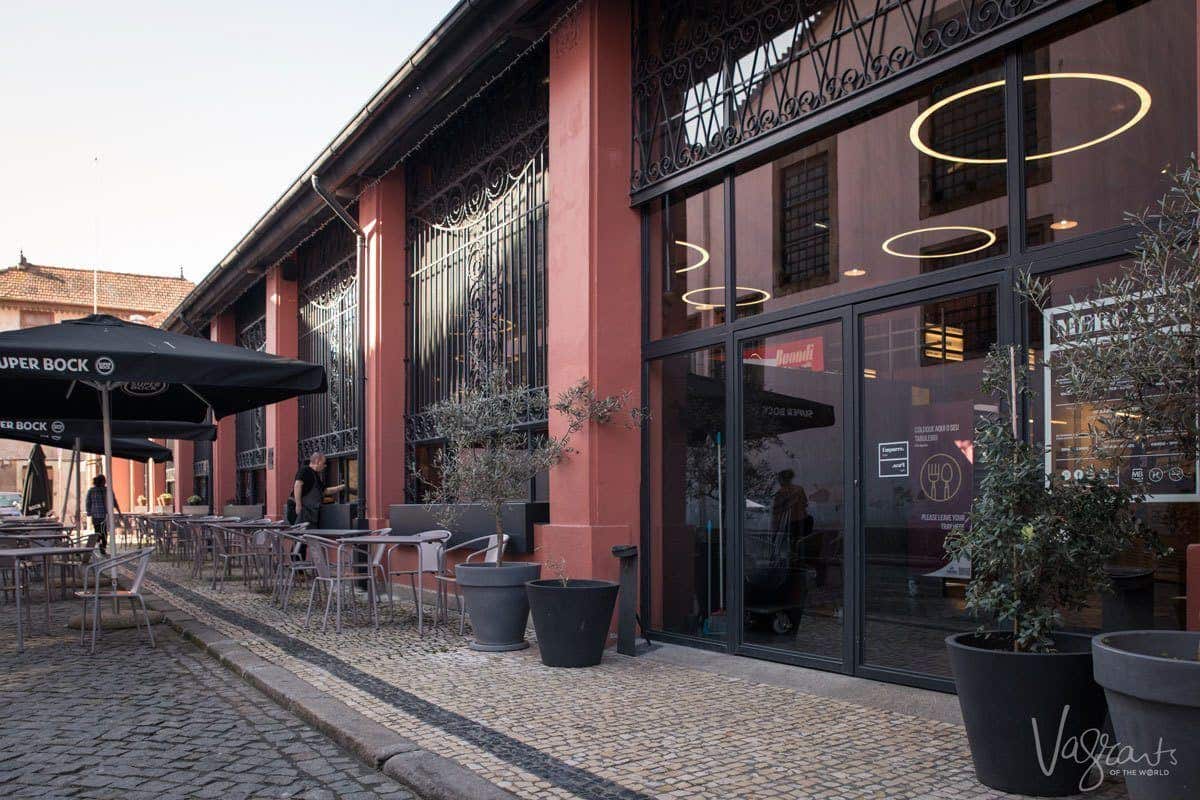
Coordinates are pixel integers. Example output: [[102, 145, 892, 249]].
[[631, 0, 1057, 191], [297, 221, 360, 462], [234, 315, 268, 473], [193, 439, 211, 479], [405, 48, 549, 446]]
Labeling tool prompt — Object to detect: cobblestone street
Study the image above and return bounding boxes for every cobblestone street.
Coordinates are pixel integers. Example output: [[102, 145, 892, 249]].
[[0, 594, 418, 800], [138, 560, 1126, 800]]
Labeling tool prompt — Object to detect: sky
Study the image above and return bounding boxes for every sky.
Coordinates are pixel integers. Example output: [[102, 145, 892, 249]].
[[0, 0, 459, 283]]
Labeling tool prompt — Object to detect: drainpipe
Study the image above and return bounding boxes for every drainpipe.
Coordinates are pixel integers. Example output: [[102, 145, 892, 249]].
[[310, 175, 369, 529]]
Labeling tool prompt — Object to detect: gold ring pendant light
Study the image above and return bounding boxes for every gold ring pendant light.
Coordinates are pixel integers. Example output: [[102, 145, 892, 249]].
[[681, 286, 772, 308]]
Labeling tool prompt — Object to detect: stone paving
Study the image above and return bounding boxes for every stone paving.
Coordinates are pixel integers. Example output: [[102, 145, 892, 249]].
[[140, 559, 1127, 800], [0, 595, 418, 800]]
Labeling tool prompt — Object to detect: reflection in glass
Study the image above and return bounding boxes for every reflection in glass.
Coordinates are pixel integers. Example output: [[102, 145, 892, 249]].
[[1023, 0, 1196, 245], [1029, 261, 1199, 632], [649, 184, 726, 339], [861, 290, 996, 677], [741, 322, 844, 659], [734, 61, 1005, 317], [648, 346, 727, 640]]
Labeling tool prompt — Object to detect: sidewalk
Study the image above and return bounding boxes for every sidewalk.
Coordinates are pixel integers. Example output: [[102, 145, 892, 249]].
[[142, 561, 1125, 800]]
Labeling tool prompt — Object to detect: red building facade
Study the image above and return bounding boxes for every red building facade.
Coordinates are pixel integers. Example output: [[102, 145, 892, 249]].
[[168, 0, 1200, 691]]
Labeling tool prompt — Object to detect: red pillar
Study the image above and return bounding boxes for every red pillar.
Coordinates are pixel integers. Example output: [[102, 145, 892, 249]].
[[266, 262, 299, 518], [174, 440, 194, 511], [211, 312, 237, 513], [537, 0, 642, 583], [360, 172, 408, 527], [110, 458, 132, 512]]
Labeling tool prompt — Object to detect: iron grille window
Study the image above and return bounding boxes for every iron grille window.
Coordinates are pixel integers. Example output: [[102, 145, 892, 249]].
[[405, 50, 549, 498], [297, 221, 359, 463], [779, 153, 831, 290], [235, 313, 267, 483], [631, 0, 1054, 192]]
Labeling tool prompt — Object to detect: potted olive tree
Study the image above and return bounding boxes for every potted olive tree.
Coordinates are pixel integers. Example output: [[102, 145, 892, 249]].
[[422, 332, 640, 654], [525, 382, 644, 667], [1023, 160, 1200, 800], [944, 345, 1163, 796], [182, 494, 209, 516]]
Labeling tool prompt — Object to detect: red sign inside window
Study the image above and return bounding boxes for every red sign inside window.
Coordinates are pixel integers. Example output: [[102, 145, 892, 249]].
[[743, 336, 824, 371]]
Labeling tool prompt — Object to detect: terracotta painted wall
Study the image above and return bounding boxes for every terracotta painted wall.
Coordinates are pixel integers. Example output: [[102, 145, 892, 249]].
[[266, 262, 299, 518], [210, 312, 238, 511], [360, 172, 408, 528], [536, 0, 642, 584]]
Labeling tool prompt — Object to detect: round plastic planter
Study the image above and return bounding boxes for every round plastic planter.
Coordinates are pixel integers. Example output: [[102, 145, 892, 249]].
[[1093, 630, 1200, 800], [456, 562, 541, 652], [526, 579, 619, 667], [947, 631, 1107, 797]]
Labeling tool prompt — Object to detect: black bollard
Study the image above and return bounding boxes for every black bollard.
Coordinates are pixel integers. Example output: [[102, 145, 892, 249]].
[[611, 544, 639, 656]]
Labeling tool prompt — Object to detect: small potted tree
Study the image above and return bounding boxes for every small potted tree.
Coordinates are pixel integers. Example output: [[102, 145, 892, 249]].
[[422, 328, 640, 653], [524, 382, 644, 667], [944, 345, 1163, 796], [182, 494, 209, 516], [1024, 160, 1200, 800]]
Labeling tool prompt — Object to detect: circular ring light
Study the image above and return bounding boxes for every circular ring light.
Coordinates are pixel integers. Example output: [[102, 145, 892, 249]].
[[909, 73, 1152, 165], [673, 240, 711, 274], [881, 226, 997, 259], [681, 285, 772, 308]]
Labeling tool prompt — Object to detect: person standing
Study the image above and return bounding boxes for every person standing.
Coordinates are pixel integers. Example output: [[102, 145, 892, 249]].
[[85, 475, 119, 556], [291, 452, 345, 527]]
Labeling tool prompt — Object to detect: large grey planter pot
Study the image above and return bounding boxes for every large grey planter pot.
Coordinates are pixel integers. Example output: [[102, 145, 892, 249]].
[[526, 579, 619, 667], [457, 562, 541, 652], [947, 631, 1107, 797], [1093, 631, 1200, 800]]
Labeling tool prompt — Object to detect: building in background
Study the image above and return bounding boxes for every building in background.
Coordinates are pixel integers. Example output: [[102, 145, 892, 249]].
[[0, 252, 194, 519], [164, 0, 1200, 693]]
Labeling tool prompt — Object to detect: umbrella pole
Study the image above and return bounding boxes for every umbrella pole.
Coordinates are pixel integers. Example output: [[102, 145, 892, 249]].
[[74, 439, 82, 533], [101, 384, 116, 555], [60, 439, 78, 524]]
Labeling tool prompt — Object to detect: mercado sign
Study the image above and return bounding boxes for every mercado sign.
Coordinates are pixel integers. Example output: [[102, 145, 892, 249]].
[[1043, 296, 1199, 502]]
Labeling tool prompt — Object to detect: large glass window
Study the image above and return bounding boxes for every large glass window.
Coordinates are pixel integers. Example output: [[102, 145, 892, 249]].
[[1023, 0, 1196, 246], [647, 345, 727, 640], [860, 289, 997, 678], [648, 183, 726, 339], [734, 61, 1006, 317], [1030, 261, 1199, 633], [741, 322, 844, 659]]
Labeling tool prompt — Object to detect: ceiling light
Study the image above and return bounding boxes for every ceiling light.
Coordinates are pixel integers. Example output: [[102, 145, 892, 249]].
[[909, 73, 1151, 165], [882, 226, 997, 259], [862, 368, 877, 379], [1050, 218, 1078, 231], [814, 221, 829, 229], [681, 286, 772, 308], [673, 240, 711, 274], [843, 267, 867, 277]]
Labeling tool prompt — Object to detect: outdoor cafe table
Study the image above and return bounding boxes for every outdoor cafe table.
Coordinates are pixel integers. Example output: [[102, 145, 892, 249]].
[[337, 533, 445, 635], [0, 546, 93, 652]]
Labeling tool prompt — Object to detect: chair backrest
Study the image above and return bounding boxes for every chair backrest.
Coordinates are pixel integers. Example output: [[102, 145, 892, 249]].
[[302, 535, 338, 579], [414, 530, 450, 573], [364, 527, 393, 567], [128, 548, 154, 594], [476, 533, 509, 564]]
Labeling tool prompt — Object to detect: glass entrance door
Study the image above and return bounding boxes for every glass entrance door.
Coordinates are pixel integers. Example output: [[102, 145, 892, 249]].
[[858, 287, 999, 682], [738, 319, 847, 663]]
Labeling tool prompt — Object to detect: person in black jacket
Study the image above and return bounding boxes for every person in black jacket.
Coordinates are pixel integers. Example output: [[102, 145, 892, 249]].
[[85, 475, 120, 555]]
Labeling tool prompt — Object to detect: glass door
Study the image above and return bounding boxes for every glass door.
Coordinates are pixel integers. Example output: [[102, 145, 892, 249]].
[[737, 317, 848, 664], [857, 285, 1000, 684]]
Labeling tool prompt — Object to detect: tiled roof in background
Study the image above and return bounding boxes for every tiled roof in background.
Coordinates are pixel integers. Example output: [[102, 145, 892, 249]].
[[0, 257, 194, 314]]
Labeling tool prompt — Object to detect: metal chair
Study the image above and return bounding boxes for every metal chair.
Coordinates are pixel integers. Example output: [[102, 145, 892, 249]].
[[273, 524, 312, 609], [384, 530, 451, 629], [303, 530, 390, 633], [434, 534, 509, 634], [75, 547, 156, 654]]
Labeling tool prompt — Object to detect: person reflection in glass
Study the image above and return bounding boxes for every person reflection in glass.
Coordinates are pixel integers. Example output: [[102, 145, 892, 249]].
[[771, 468, 808, 538]]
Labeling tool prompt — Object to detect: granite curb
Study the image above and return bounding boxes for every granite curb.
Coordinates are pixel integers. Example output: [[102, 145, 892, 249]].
[[142, 591, 520, 800]]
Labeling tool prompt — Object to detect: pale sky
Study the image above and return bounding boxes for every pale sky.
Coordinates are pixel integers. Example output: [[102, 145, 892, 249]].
[[0, 0, 458, 283]]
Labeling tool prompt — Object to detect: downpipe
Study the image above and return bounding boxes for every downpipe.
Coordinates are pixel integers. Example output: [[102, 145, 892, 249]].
[[310, 174, 369, 529]]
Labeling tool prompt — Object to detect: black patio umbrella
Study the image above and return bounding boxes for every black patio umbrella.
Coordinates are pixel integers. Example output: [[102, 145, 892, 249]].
[[0, 423, 171, 462], [0, 314, 326, 546], [0, 417, 216, 443], [21, 444, 51, 517]]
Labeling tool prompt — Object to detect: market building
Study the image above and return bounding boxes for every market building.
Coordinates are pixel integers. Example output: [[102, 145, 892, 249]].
[[165, 0, 1199, 692], [0, 254, 194, 517]]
